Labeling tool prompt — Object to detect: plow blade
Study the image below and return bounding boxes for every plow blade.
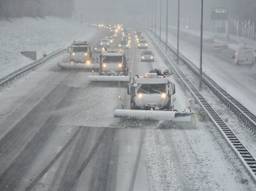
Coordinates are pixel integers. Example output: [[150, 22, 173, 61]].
[[58, 62, 99, 70], [114, 109, 192, 121], [88, 75, 129, 82]]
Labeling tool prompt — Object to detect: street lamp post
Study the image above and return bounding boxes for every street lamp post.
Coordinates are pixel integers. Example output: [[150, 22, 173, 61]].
[[155, 0, 157, 34], [159, 0, 162, 41], [177, 0, 180, 64], [199, 0, 204, 89], [165, 0, 169, 52], [151, 1, 154, 32]]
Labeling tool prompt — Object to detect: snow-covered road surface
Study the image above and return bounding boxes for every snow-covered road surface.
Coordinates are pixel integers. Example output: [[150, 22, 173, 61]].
[[0, 29, 255, 191]]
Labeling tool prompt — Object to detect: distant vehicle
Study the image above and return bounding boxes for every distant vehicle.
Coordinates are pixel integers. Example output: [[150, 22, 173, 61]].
[[128, 70, 175, 110], [69, 41, 92, 64], [118, 38, 130, 49], [233, 47, 255, 65], [105, 36, 114, 44], [99, 50, 128, 75], [135, 32, 142, 39], [99, 39, 111, 48], [93, 42, 107, 54], [141, 50, 154, 62], [137, 39, 148, 49]]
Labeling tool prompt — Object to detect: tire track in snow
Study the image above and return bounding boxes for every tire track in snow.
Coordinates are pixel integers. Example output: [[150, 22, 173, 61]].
[[144, 129, 181, 191]]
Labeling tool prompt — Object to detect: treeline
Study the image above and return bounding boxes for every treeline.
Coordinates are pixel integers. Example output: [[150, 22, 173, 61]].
[[227, 0, 256, 21], [0, 0, 74, 18]]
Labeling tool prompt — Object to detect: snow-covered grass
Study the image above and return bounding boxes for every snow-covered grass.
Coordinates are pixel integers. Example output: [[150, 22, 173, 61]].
[[0, 17, 96, 78], [159, 29, 256, 115]]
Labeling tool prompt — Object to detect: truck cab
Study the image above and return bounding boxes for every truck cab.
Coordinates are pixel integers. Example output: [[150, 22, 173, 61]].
[[128, 71, 176, 110], [69, 41, 92, 64], [99, 50, 128, 75]]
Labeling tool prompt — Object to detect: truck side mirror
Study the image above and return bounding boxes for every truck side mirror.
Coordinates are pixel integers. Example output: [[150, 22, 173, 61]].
[[173, 84, 176, 95]]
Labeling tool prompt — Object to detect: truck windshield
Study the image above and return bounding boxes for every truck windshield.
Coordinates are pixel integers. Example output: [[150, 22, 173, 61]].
[[103, 56, 123, 63], [142, 51, 152, 55], [73, 47, 88, 52], [138, 84, 166, 94]]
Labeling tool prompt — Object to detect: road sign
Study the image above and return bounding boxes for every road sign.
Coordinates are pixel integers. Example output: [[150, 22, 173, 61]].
[[211, 8, 228, 20]]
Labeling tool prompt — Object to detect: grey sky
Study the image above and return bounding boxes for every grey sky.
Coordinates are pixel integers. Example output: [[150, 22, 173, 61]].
[[74, 0, 251, 30]]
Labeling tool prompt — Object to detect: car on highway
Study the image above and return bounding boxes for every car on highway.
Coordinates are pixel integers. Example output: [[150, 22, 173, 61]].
[[137, 39, 148, 49], [93, 42, 107, 54], [99, 39, 111, 49], [140, 50, 154, 62], [118, 38, 130, 49]]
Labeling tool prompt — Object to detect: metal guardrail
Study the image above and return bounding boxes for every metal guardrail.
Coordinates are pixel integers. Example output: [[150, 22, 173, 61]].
[[0, 48, 66, 87], [148, 31, 256, 182], [154, 32, 256, 133]]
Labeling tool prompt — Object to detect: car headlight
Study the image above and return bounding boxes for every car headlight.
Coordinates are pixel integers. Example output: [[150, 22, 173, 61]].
[[72, 52, 75, 56], [161, 93, 167, 99], [137, 93, 143, 99]]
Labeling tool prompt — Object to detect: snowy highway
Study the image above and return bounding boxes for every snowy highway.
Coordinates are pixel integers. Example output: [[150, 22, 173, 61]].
[[0, 27, 255, 191], [163, 28, 256, 116]]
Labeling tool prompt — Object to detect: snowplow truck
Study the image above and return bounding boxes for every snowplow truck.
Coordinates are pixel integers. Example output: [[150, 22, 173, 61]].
[[69, 41, 92, 64], [128, 70, 176, 110], [99, 50, 128, 76]]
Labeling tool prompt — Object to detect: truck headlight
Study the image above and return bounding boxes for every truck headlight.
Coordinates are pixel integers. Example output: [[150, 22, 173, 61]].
[[137, 93, 143, 99], [72, 52, 75, 56], [161, 93, 167, 99], [118, 63, 123, 68], [86, 60, 91, 65], [141, 56, 145, 59], [102, 63, 107, 68]]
